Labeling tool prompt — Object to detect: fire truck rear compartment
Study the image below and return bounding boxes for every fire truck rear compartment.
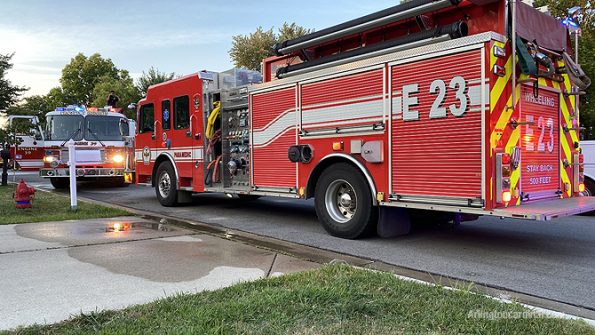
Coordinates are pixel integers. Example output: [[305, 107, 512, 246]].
[[390, 48, 485, 206]]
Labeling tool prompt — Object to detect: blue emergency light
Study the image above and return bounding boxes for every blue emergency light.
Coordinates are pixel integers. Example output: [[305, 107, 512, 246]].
[[562, 18, 579, 28], [56, 105, 86, 112]]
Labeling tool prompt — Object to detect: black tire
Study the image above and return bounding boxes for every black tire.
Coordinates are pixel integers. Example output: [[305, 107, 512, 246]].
[[584, 178, 595, 197], [107, 177, 129, 187], [50, 177, 69, 189], [581, 178, 595, 216], [237, 194, 261, 200], [155, 162, 178, 207], [314, 163, 377, 239]]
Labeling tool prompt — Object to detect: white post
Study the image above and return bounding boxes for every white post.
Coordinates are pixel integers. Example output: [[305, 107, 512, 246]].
[[67, 139, 77, 211], [12, 140, 17, 182]]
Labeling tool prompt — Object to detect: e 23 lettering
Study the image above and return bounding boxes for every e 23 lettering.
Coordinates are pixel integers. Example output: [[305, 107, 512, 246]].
[[402, 76, 469, 121]]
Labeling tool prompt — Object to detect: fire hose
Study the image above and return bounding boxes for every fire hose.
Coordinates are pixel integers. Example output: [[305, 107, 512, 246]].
[[206, 101, 221, 140], [204, 155, 222, 186], [276, 21, 468, 78], [274, 0, 462, 56], [563, 51, 591, 91], [206, 129, 221, 155]]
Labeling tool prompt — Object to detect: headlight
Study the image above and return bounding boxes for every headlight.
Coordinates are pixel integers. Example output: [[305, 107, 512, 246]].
[[44, 155, 60, 168], [43, 155, 56, 163], [112, 154, 124, 163]]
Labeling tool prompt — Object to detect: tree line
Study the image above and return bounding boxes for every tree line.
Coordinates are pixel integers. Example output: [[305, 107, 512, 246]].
[[3, 53, 175, 123]]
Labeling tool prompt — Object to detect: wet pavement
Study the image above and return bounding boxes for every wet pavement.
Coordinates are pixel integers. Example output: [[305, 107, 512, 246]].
[[0, 217, 319, 330], [12, 173, 595, 318]]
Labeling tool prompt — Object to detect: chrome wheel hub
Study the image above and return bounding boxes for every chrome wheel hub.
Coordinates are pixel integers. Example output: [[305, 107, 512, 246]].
[[158, 172, 171, 199], [325, 179, 357, 223]]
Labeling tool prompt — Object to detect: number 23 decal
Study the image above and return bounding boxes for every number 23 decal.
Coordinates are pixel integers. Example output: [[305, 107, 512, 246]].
[[525, 115, 555, 154], [401, 76, 469, 121]]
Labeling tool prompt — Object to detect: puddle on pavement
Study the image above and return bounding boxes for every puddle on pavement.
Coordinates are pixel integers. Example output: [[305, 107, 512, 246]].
[[14, 219, 180, 246], [67, 235, 274, 282]]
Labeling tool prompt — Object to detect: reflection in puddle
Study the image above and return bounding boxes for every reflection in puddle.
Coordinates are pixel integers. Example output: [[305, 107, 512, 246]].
[[105, 222, 174, 233]]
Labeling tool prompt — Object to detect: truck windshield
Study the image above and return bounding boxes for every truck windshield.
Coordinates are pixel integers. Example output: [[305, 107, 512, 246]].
[[85, 115, 128, 141], [45, 115, 84, 141]]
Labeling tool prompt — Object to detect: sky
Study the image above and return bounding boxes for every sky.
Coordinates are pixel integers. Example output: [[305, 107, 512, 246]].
[[1, 0, 397, 97]]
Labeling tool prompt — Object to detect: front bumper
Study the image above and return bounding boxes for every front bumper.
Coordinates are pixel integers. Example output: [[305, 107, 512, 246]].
[[40, 168, 129, 178]]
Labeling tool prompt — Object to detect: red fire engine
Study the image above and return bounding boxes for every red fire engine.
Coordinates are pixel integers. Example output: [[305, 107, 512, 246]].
[[40, 105, 136, 189], [136, 0, 595, 239], [5, 115, 45, 171]]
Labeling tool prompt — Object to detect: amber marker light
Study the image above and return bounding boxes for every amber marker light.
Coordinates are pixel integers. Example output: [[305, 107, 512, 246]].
[[502, 191, 512, 203]]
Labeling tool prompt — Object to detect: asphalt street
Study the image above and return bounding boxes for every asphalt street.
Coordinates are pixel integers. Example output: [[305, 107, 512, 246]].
[[15, 172, 595, 312]]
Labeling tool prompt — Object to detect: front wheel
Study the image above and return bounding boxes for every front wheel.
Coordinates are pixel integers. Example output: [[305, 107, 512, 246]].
[[314, 163, 377, 239], [50, 177, 69, 189], [155, 163, 178, 207], [107, 177, 129, 188]]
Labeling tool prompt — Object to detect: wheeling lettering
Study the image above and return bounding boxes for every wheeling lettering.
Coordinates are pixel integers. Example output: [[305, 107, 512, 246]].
[[524, 93, 555, 107]]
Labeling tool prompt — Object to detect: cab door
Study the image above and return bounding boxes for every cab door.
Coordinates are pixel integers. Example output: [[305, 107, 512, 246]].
[[190, 93, 205, 192], [170, 95, 194, 187], [519, 85, 561, 201], [136, 103, 156, 183], [160, 99, 171, 151]]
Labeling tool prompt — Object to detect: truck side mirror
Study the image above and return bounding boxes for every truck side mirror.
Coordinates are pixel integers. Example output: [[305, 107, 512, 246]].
[[119, 118, 129, 137]]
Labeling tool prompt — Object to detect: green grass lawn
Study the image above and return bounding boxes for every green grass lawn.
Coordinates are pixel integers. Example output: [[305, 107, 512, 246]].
[[0, 184, 130, 224], [6, 265, 593, 335]]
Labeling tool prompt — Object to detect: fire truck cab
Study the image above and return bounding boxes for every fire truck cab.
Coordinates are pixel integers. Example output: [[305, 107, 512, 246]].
[[135, 69, 262, 202], [6, 115, 45, 171], [40, 105, 136, 189], [137, 0, 595, 239]]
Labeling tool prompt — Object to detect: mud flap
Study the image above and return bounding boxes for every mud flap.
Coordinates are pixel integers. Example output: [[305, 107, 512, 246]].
[[177, 191, 193, 204], [377, 207, 412, 238]]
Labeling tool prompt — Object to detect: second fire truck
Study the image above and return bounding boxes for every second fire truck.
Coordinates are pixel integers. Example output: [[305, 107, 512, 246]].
[[136, 0, 595, 239], [40, 105, 135, 189]]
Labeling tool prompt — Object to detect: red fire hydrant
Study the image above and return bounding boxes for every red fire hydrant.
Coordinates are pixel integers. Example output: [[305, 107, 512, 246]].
[[14, 179, 36, 209]]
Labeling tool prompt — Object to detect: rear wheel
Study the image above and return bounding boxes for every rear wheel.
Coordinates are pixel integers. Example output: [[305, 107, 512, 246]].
[[584, 178, 595, 197], [314, 163, 377, 239], [50, 177, 69, 189], [155, 162, 178, 207]]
